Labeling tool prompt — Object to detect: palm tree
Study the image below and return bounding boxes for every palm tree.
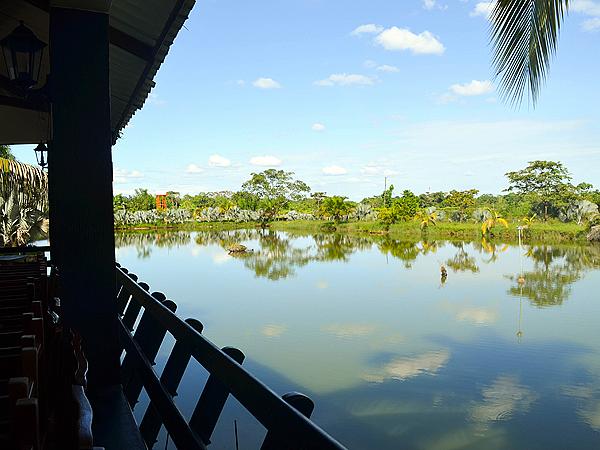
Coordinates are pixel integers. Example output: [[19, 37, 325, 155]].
[[490, 1, 569, 105], [481, 209, 509, 235], [0, 189, 48, 247], [415, 210, 437, 230]]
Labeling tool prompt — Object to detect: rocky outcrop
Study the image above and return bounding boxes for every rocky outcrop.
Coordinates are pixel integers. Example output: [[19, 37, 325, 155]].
[[588, 226, 600, 243], [560, 200, 599, 224]]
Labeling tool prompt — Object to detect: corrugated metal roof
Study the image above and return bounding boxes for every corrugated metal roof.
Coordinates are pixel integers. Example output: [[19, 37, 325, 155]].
[[0, 0, 195, 145], [109, 0, 196, 142]]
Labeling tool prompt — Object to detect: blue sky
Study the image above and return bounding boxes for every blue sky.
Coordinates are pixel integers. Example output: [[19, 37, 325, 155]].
[[13, 0, 600, 200]]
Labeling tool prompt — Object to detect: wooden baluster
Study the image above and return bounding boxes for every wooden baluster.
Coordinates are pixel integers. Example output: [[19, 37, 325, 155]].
[[189, 347, 245, 445], [121, 275, 144, 331], [139, 318, 204, 448], [260, 393, 315, 450], [116, 282, 132, 316], [123, 293, 176, 408]]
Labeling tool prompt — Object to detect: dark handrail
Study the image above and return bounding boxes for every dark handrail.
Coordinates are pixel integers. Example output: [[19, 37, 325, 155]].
[[0, 246, 51, 255], [117, 267, 346, 450]]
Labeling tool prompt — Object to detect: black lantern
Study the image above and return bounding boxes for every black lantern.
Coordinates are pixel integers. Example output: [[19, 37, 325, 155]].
[[0, 21, 46, 89], [34, 142, 48, 169]]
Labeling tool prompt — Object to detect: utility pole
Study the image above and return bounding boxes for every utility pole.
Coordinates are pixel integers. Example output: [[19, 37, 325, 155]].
[[384, 176, 388, 207]]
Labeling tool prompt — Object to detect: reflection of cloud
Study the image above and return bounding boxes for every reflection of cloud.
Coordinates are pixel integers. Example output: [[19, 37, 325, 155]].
[[456, 307, 497, 325], [261, 324, 286, 337], [316, 280, 329, 289], [212, 252, 231, 265], [470, 375, 537, 427], [322, 323, 376, 338], [563, 384, 600, 431], [363, 350, 449, 383]]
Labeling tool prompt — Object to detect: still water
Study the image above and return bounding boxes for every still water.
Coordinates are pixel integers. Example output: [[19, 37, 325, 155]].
[[115, 229, 600, 450]]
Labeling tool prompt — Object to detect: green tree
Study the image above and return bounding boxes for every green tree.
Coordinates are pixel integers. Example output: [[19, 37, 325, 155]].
[[1, 145, 15, 160], [378, 190, 419, 229], [241, 169, 310, 225], [505, 161, 572, 220], [319, 196, 353, 223], [443, 189, 479, 221], [113, 194, 128, 211], [382, 184, 394, 208], [490, 1, 569, 105], [232, 191, 260, 211], [127, 188, 155, 211]]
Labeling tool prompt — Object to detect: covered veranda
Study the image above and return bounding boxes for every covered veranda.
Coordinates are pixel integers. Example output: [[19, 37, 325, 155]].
[[0, 1, 345, 449]]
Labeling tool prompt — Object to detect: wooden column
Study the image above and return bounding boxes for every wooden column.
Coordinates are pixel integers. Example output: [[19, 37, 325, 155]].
[[48, 5, 120, 387]]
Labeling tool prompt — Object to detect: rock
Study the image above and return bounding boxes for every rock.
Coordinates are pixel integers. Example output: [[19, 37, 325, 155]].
[[588, 226, 600, 243], [228, 243, 249, 253], [472, 208, 491, 222], [560, 200, 599, 224]]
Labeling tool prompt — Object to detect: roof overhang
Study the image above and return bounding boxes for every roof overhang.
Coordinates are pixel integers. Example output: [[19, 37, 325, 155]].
[[0, 0, 195, 145]]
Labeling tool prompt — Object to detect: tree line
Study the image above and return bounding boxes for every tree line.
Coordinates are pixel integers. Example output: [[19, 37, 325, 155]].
[[114, 161, 600, 230]]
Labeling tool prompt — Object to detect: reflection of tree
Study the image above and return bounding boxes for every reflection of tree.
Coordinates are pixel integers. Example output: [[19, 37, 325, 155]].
[[446, 242, 479, 273], [115, 231, 191, 259], [475, 237, 509, 263], [242, 231, 314, 280], [507, 245, 600, 307], [376, 239, 420, 268]]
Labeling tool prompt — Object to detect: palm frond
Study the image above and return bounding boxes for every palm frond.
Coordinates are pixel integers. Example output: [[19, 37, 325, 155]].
[[0, 158, 48, 212], [490, 0, 569, 106]]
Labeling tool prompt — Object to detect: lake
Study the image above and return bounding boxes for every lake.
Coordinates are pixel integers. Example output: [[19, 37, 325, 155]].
[[115, 229, 600, 450]]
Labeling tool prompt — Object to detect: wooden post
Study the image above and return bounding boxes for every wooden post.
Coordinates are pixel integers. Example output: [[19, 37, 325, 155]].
[[48, 4, 120, 387], [260, 393, 315, 450]]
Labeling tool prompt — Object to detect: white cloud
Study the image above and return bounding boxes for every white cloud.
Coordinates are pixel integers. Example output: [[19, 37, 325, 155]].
[[376, 64, 399, 73], [450, 79, 494, 96], [250, 155, 282, 166], [147, 92, 166, 106], [252, 77, 282, 89], [361, 164, 398, 176], [236, 79, 246, 86], [423, 0, 436, 9], [572, 0, 600, 16], [583, 17, 600, 31], [113, 168, 144, 184], [470, 2, 495, 19], [314, 73, 376, 86], [363, 59, 377, 68], [312, 123, 326, 132], [351, 24, 384, 35], [185, 164, 203, 174], [322, 165, 348, 175], [375, 27, 445, 55], [208, 154, 231, 167]]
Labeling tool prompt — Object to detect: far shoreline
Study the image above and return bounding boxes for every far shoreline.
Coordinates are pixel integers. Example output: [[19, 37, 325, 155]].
[[114, 220, 592, 244]]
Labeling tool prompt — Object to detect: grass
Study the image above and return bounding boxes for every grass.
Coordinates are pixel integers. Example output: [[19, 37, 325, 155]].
[[116, 219, 589, 243]]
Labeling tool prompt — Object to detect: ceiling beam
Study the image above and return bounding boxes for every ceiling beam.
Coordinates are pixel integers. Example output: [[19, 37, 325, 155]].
[[22, 0, 154, 61], [0, 94, 49, 112], [108, 26, 154, 61]]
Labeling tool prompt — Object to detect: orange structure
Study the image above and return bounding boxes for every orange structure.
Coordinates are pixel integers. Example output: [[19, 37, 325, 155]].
[[156, 194, 167, 210]]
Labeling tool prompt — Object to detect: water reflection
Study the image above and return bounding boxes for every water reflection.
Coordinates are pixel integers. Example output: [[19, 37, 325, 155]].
[[507, 244, 600, 307], [363, 350, 450, 383], [115, 229, 600, 450], [470, 375, 537, 427]]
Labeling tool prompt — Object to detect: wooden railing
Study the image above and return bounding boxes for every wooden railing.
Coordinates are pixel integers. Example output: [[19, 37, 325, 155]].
[[116, 264, 346, 450]]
